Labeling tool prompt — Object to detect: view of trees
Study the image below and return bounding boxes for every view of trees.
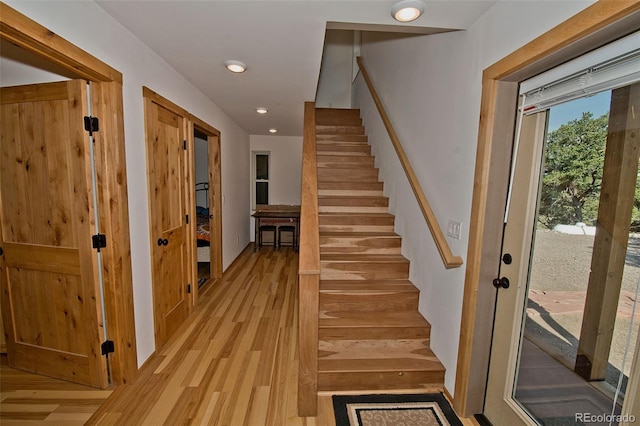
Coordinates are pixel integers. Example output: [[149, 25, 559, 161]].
[[537, 111, 640, 231]]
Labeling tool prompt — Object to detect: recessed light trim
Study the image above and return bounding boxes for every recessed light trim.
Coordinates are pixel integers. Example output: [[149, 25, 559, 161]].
[[256, 107, 268, 114], [224, 60, 247, 73], [391, 0, 425, 22], [268, 128, 278, 134]]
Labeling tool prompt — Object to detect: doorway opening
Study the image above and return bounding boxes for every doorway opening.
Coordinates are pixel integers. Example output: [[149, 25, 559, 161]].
[[194, 128, 212, 289]]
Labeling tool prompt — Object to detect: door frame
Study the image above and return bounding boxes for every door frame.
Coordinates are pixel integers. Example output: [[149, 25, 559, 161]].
[[188, 115, 223, 305], [0, 2, 138, 385], [454, 0, 640, 417]]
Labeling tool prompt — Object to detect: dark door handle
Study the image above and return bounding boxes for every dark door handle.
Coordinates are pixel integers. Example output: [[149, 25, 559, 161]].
[[493, 277, 510, 289], [209, 214, 214, 219], [0, 246, 3, 256], [157, 238, 163, 246], [157, 238, 169, 246]]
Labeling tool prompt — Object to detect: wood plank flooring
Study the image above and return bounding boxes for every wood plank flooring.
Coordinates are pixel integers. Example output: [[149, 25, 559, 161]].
[[1, 245, 468, 425]]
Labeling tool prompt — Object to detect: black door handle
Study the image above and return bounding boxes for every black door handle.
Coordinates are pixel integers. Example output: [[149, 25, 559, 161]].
[[493, 277, 510, 289], [0, 246, 3, 256], [157, 238, 163, 246], [157, 238, 169, 246]]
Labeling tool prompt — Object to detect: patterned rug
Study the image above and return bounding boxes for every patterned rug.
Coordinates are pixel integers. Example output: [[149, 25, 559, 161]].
[[332, 393, 463, 426]]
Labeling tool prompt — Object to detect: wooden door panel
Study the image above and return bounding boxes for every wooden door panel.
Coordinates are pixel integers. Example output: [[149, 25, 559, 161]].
[[145, 95, 189, 349], [0, 80, 106, 388]]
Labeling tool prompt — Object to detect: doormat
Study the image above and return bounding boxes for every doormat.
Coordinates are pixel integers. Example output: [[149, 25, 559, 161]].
[[332, 393, 463, 426]]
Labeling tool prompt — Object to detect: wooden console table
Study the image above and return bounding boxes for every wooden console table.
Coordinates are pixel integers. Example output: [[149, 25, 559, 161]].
[[252, 205, 300, 251]]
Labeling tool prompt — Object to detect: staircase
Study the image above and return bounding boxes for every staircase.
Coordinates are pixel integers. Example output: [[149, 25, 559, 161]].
[[314, 107, 445, 392]]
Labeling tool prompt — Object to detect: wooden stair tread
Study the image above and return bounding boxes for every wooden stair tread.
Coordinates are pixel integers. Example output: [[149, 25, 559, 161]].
[[320, 278, 414, 286], [319, 231, 399, 237], [319, 310, 430, 328], [319, 356, 444, 372], [320, 254, 408, 262], [319, 212, 394, 218], [320, 282, 418, 294]]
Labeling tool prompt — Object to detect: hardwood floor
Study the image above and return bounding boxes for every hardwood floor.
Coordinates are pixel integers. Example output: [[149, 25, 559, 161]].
[[1, 245, 467, 425], [0, 357, 113, 425]]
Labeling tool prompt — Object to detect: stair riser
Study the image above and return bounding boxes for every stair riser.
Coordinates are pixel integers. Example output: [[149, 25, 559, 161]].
[[319, 327, 430, 340], [317, 154, 373, 161], [319, 293, 418, 312], [318, 189, 384, 197], [317, 161, 373, 169], [318, 181, 383, 191], [316, 125, 365, 135], [316, 118, 362, 127], [319, 216, 394, 227], [318, 371, 445, 392], [316, 108, 361, 119], [318, 197, 388, 207], [320, 263, 409, 280], [318, 206, 389, 214], [319, 225, 395, 233], [320, 236, 401, 254], [317, 139, 368, 146], [318, 169, 379, 182], [317, 145, 371, 154]]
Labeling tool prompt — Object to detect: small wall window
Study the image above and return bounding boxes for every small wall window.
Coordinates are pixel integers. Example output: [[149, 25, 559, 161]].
[[253, 151, 270, 207]]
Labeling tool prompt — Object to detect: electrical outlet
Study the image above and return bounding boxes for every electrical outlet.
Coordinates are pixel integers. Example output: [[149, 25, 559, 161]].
[[447, 220, 462, 240]]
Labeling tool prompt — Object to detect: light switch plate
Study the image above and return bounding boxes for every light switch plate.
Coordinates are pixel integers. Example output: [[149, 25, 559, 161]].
[[447, 220, 461, 240]]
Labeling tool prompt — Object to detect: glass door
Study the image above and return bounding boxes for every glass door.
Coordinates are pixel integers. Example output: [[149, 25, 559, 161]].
[[484, 84, 640, 425]]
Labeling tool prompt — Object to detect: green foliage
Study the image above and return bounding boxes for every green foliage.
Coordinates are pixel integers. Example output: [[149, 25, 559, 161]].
[[538, 112, 609, 229]]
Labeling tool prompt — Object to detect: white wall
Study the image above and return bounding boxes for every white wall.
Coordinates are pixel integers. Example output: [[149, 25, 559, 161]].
[[249, 135, 303, 240], [316, 29, 355, 108], [353, 0, 595, 395], [5, 0, 251, 366]]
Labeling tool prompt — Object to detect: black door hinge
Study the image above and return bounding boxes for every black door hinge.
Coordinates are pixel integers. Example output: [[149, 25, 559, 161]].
[[186, 214, 189, 224], [187, 284, 191, 294], [84, 116, 99, 136], [183, 140, 187, 150], [101, 340, 115, 356], [92, 234, 107, 252]]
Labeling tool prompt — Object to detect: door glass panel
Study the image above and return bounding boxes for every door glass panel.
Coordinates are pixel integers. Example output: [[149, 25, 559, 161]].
[[513, 89, 640, 425]]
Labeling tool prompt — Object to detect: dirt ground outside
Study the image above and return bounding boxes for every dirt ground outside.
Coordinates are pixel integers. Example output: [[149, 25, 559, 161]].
[[523, 230, 640, 393]]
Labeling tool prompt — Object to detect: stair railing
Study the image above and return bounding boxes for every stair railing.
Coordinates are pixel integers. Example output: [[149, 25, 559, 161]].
[[356, 56, 464, 269], [298, 101, 320, 416]]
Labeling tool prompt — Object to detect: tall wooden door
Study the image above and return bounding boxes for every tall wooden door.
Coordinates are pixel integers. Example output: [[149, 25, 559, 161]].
[[144, 91, 189, 350], [0, 80, 107, 388]]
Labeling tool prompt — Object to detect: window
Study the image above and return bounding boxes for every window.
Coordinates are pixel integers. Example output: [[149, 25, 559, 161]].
[[253, 151, 269, 207]]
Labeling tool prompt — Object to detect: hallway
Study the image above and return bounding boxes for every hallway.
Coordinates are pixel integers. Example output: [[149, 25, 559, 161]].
[[1, 247, 336, 425]]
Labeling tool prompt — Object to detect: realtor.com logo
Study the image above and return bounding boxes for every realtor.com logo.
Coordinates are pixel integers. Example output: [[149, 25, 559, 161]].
[[575, 413, 636, 423]]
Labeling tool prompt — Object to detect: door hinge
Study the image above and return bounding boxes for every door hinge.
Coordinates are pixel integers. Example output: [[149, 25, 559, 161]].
[[84, 116, 99, 136], [92, 234, 107, 252], [187, 284, 191, 294], [186, 214, 189, 224], [183, 140, 187, 150], [101, 340, 115, 356]]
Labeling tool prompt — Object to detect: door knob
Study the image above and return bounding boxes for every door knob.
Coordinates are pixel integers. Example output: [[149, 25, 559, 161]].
[[157, 238, 163, 246], [157, 238, 169, 246], [493, 277, 510, 289]]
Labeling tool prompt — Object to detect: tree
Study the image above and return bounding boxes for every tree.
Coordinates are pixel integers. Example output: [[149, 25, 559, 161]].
[[538, 111, 609, 229]]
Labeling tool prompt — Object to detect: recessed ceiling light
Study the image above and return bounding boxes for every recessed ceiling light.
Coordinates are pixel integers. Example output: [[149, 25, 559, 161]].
[[391, 0, 425, 22], [224, 60, 246, 73], [256, 107, 268, 114], [268, 128, 278, 134]]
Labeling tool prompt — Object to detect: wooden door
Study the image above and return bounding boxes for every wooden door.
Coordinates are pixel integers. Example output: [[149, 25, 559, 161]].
[[144, 92, 189, 350], [0, 80, 107, 387]]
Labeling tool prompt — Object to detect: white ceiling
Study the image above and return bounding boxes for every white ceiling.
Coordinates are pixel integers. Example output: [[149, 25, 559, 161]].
[[93, 1, 496, 136]]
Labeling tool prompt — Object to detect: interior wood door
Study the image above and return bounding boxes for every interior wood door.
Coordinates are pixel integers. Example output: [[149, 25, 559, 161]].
[[0, 80, 107, 387], [144, 94, 189, 350]]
